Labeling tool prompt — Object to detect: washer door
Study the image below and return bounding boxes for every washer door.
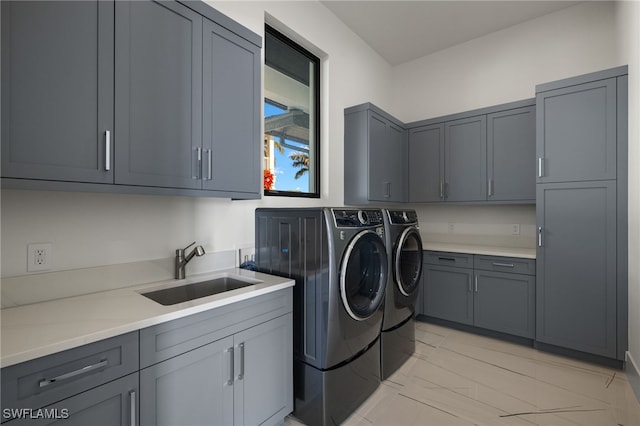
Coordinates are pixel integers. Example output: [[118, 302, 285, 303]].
[[340, 229, 388, 321], [395, 227, 423, 296]]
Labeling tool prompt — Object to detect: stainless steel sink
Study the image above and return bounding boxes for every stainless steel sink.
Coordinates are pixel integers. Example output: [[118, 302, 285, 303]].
[[141, 275, 260, 306]]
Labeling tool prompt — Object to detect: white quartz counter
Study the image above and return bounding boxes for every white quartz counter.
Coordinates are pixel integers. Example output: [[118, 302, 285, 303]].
[[422, 242, 536, 259], [1, 268, 294, 368]]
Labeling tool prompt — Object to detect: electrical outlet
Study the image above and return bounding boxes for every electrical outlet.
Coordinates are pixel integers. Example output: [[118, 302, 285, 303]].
[[511, 224, 521, 235], [27, 243, 52, 272]]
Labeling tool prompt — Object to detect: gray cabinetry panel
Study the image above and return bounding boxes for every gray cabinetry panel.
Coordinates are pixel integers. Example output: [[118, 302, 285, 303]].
[[1, 1, 114, 184], [474, 271, 535, 338], [1, 332, 138, 414], [536, 78, 617, 183], [474, 255, 535, 275], [8, 373, 139, 426], [536, 181, 617, 357], [408, 124, 444, 202], [444, 115, 487, 201], [115, 0, 202, 189], [487, 106, 535, 201], [140, 336, 234, 426], [202, 19, 260, 196], [344, 104, 407, 204], [423, 265, 474, 325]]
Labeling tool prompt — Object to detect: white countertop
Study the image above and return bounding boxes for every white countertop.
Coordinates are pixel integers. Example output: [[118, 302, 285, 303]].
[[422, 242, 536, 259], [1, 268, 294, 368]]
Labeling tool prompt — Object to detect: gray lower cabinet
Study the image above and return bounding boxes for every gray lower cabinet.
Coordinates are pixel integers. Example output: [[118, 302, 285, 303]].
[[1, 0, 114, 184], [421, 251, 535, 339], [1, 332, 139, 425], [344, 103, 407, 204], [139, 288, 293, 426]]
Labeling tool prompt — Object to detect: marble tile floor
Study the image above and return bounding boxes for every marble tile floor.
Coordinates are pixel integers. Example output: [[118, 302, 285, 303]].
[[286, 322, 640, 426]]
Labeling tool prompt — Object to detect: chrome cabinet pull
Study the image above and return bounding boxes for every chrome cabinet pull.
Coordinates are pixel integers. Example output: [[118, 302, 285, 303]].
[[492, 262, 515, 268], [474, 275, 478, 293], [538, 157, 544, 178], [438, 257, 456, 263], [538, 227, 543, 247], [226, 347, 234, 386], [129, 390, 136, 426], [468, 275, 472, 292], [194, 147, 202, 180], [207, 149, 212, 180], [39, 359, 108, 388], [237, 343, 245, 380], [488, 179, 493, 197], [439, 181, 444, 199], [105, 131, 111, 171], [384, 182, 391, 198]]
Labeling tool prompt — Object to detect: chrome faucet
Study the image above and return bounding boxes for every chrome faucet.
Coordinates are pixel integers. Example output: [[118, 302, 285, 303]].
[[175, 242, 206, 279]]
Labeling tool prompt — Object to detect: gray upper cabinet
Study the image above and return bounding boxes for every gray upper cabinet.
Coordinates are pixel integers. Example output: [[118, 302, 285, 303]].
[[344, 104, 407, 205], [1, 1, 114, 184], [202, 19, 261, 196], [115, 0, 202, 189], [407, 99, 534, 204], [487, 106, 536, 201], [536, 78, 617, 183], [444, 115, 487, 202], [2, 0, 262, 199], [408, 124, 444, 202]]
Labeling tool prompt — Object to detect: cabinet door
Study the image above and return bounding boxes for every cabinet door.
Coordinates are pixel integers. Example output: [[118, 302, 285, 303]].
[[444, 115, 487, 201], [409, 124, 444, 202], [536, 181, 617, 357], [1, 1, 114, 184], [474, 271, 535, 338], [423, 265, 474, 325], [233, 314, 293, 426], [536, 78, 617, 183], [115, 0, 202, 189], [10, 373, 138, 426], [140, 336, 234, 426], [487, 106, 535, 201], [369, 112, 406, 202], [202, 19, 260, 196]]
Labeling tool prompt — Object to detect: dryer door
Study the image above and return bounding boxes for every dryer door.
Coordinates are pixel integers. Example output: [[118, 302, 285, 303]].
[[395, 227, 423, 296], [340, 229, 388, 320]]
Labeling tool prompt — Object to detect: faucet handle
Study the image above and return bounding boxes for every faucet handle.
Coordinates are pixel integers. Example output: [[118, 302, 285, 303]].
[[183, 241, 196, 251]]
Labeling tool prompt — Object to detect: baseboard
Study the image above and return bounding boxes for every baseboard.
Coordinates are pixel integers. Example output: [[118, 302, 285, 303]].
[[626, 351, 640, 404]]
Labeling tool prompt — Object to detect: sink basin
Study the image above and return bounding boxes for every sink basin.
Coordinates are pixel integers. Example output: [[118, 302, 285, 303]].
[[141, 275, 261, 306]]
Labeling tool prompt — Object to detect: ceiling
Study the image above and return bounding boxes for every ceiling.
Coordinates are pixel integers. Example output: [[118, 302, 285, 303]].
[[321, 1, 581, 66]]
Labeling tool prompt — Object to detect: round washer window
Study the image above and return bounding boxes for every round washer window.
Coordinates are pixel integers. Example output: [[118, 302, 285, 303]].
[[340, 230, 388, 321], [395, 228, 423, 296]]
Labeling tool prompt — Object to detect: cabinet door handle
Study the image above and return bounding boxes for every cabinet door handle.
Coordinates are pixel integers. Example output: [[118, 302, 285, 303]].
[[492, 262, 515, 268], [474, 275, 478, 293], [384, 182, 391, 198], [468, 275, 472, 292], [538, 227, 543, 247], [129, 390, 136, 426], [105, 130, 111, 171], [538, 157, 544, 178], [207, 149, 212, 181], [488, 179, 493, 197], [438, 257, 456, 263], [226, 347, 234, 386], [237, 342, 245, 380], [444, 182, 449, 199], [39, 359, 108, 388], [439, 181, 444, 199]]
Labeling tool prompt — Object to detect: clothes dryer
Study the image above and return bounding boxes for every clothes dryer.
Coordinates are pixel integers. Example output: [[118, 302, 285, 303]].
[[255, 208, 388, 426], [381, 209, 423, 380]]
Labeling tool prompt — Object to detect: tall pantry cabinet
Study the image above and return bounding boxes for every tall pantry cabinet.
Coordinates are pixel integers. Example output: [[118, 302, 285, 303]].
[[535, 66, 628, 365]]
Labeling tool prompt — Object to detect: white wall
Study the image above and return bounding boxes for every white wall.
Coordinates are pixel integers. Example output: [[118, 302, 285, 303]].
[[0, 0, 392, 278], [615, 0, 640, 397]]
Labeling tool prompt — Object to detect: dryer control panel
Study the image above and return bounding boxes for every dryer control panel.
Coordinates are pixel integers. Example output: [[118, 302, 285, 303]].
[[387, 210, 418, 225], [332, 209, 384, 227]]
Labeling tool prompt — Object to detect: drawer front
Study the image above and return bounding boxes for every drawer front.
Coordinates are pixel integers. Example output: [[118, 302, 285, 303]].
[[140, 287, 293, 368], [424, 251, 473, 269], [1, 332, 139, 416], [474, 255, 535, 275]]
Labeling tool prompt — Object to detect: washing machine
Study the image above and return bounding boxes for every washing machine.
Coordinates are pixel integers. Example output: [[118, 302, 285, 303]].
[[255, 208, 388, 426], [381, 209, 423, 380]]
